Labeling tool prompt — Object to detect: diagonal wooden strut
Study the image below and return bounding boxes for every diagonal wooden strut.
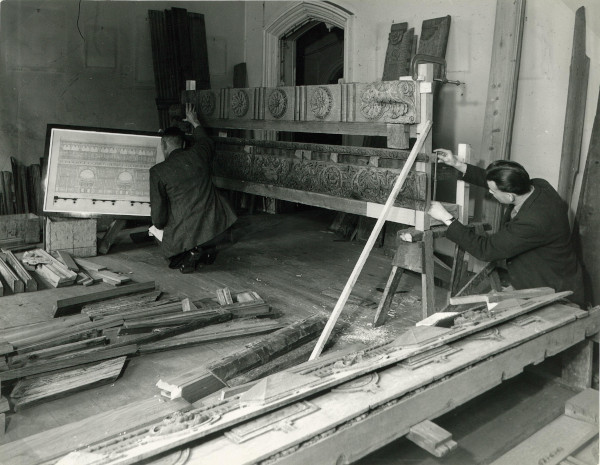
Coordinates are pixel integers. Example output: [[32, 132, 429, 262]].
[[309, 120, 433, 360]]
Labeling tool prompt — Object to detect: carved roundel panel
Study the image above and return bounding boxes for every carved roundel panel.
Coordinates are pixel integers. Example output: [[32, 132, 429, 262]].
[[199, 92, 216, 117], [267, 89, 288, 119], [231, 90, 249, 117], [310, 87, 333, 120]]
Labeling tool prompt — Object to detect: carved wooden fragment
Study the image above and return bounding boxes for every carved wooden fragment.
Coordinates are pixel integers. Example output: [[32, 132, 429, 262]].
[[56, 294, 584, 465], [418, 15, 451, 86], [10, 356, 127, 411], [213, 149, 427, 210], [382, 23, 415, 80], [185, 80, 420, 127]]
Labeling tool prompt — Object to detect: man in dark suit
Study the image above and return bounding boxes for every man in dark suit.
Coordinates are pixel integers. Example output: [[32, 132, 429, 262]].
[[150, 104, 237, 273], [427, 149, 585, 307]]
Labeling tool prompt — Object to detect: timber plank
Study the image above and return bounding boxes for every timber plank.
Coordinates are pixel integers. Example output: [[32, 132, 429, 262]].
[[139, 319, 285, 354], [565, 388, 599, 425], [0, 314, 90, 343], [0, 396, 191, 465], [55, 250, 79, 272], [53, 281, 156, 317], [3, 250, 37, 291], [9, 336, 108, 366], [479, 0, 526, 229], [558, 7, 589, 205], [0, 255, 24, 293], [10, 356, 127, 411], [0, 344, 137, 381]]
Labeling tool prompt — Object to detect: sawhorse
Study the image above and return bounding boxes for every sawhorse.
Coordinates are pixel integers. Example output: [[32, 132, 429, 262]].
[[374, 222, 500, 326]]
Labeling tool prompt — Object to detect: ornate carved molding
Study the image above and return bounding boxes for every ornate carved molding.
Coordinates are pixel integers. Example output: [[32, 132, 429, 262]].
[[213, 149, 427, 209], [184, 80, 419, 125]]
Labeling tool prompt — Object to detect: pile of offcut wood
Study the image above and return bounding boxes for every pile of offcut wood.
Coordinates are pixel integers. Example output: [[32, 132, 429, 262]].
[[0, 281, 290, 413]]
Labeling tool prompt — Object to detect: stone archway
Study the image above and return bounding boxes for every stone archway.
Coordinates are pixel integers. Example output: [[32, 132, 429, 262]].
[[262, 1, 355, 87]]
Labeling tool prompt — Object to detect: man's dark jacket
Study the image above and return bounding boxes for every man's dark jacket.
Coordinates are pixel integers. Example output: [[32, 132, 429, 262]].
[[149, 127, 237, 258], [446, 164, 585, 307]]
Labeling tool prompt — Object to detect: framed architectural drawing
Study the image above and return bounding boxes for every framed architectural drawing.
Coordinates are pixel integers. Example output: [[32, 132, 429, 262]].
[[43, 125, 164, 217]]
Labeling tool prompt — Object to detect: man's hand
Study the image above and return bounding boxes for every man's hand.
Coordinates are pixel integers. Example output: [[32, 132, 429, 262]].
[[427, 201, 455, 224], [184, 103, 201, 128], [435, 148, 467, 174]]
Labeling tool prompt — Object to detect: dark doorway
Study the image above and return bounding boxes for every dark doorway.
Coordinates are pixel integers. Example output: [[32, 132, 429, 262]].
[[280, 22, 344, 145]]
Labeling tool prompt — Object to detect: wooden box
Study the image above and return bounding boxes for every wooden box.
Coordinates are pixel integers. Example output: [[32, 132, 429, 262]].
[[0, 213, 41, 246], [45, 217, 97, 257]]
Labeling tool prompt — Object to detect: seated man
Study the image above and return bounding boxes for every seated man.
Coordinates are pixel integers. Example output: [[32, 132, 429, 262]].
[[150, 104, 237, 273], [427, 149, 585, 307]]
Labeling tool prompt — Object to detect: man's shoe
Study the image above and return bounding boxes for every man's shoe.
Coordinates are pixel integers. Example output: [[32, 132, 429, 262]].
[[179, 251, 202, 274], [201, 246, 217, 265]]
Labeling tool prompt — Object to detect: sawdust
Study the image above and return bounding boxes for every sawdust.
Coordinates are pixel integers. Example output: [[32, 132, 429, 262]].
[[337, 324, 393, 346]]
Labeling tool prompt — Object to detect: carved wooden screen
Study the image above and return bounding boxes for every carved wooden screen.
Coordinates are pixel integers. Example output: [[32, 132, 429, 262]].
[[182, 79, 435, 226]]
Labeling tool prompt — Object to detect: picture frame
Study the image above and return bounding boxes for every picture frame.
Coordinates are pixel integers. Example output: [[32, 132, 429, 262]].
[[43, 125, 164, 217]]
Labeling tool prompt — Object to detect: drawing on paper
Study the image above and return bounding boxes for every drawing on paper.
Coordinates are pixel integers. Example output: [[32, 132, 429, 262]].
[[44, 126, 164, 216]]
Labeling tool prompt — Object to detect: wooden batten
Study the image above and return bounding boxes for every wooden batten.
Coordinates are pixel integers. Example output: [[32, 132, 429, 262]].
[[53, 281, 156, 317], [0, 256, 24, 293], [3, 250, 37, 292], [0, 344, 137, 382]]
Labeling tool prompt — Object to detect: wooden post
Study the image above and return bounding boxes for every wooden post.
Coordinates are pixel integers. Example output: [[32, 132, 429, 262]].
[[557, 6, 589, 219], [479, 0, 525, 230], [309, 120, 432, 360], [561, 339, 593, 390]]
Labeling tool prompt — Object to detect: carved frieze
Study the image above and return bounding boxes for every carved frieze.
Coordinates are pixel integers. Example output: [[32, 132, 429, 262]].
[[182, 80, 419, 125], [213, 149, 427, 209]]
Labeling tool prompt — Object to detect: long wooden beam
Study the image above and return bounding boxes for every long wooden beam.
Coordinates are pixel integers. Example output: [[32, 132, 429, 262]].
[[479, 0, 526, 230]]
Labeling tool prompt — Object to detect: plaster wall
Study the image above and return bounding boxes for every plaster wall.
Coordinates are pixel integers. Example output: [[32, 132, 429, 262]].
[[0, 0, 246, 169]]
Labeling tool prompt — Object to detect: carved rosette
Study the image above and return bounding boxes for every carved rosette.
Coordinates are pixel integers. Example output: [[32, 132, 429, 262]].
[[231, 90, 249, 117], [319, 165, 345, 196], [199, 92, 216, 117], [350, 168, 387, 202], [254, 156, 292, 184], [267, 89, 287, 119], [310, 87, 333, 120]]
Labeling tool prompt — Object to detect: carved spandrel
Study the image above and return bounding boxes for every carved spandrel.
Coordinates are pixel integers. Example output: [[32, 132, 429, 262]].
[[213, 150, 427, 209]]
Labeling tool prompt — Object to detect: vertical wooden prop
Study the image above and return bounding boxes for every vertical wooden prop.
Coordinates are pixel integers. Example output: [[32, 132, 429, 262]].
[[310, 120, 432, 360], [479, 0, 526, 230], [575, 89, 600, 306], [557, 7, 589, 216]]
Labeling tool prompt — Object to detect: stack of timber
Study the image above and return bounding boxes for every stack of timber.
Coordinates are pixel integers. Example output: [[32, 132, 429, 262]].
[[0, 283, 282, 412], [0, 250, 37, 296], [48, 291, 599, 465], [22, 249, 78, 288], [148, 7, 210, 129]]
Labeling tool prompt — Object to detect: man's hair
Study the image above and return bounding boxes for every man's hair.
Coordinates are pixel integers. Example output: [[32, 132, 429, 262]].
[[485, 160, 531, 195], [161, 127, 184, 147]]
